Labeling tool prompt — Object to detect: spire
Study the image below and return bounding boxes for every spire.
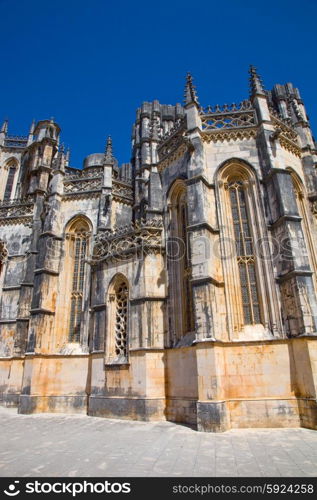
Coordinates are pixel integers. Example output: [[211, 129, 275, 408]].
[[249, 65, 266, 97], [27, 119, 36, 145], [1, 119, 8, 134], [104, 136, 114, 164], [65, 148, 70, 166], [29, 119, 35, 135], [184, 72, 199, 107]]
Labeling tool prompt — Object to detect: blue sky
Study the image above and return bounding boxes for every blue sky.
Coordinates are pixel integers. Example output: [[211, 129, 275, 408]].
[[0, 0, 316, 168]]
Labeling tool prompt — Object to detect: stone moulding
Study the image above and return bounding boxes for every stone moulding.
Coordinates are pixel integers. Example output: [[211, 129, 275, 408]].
[[61, 191, 101, 201], [159, 117, 186, 143], [91, 217, 164, 263], [200, 110, 257, 131], [63, 176, 103, 193], [0, 196, 35, 224], [157, 117, 188, 172], [64, 167, 103, 180], [270, 114, 301, 157], [112, 180, 133, 204], [157, 143, 188, 172], [4, 136, 28, 148], [278, 136, 302, 157], [191, 275, 224, 288], [129, 296, 166, 304], [0, 216, 33, 226], [187, 221, 219, 234], [201, 128, 257, 143], [112, 195, 133, 206]]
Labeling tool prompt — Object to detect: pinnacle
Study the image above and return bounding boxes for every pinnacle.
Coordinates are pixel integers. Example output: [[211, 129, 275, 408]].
[[184, 72, 199, 106], [29, 119, 36, 134], [249, 65, 265, 97], [104, 136, 114, 164], [1, 119, 8, 134]]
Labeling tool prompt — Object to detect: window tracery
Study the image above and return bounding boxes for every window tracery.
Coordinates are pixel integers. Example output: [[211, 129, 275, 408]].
[[106, 275, 129, 364], [66, 220, 90, 343], [168, 181, 194, 344], [216, 160, 280, 338], [3, 161, 17, 201], [114, 281, 128, 358], [228, 180, 261, 325]]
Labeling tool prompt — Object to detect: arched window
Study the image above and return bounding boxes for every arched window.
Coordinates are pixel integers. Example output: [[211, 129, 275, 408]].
[[168, 181, 194, 344], [0, 240, 8, 277], [228, 179, 261, 325], [66, 218, 91, 343], [106, 275, 129, 364], [114, 280, 128, 358], [289, 170, 317, 290], [217, 160, 281, 339], [3, 161, 17, 201]]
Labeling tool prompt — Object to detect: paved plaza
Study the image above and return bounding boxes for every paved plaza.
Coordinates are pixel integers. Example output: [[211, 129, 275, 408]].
[[0, 407, 317, 477]]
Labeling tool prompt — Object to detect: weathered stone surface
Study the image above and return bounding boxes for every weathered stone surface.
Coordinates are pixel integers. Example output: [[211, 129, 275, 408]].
[[1, 70, 317, 431]]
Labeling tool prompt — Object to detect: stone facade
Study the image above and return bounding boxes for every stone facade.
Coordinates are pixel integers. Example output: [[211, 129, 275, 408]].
[[1, 67, 317, 431]]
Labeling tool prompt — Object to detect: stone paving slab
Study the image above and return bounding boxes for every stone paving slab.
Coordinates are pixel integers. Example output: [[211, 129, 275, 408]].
[[0, 407, 317, 477]]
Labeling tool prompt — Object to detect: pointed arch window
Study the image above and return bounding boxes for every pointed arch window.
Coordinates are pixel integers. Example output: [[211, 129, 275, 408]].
[[228, 180, 261, 324], [168, 182, 194, 344], [114, 280, 128, 358], [106, 275, 129, 364], [218, 161, 282, 339], [66, 219, 90, 343], [290, 171, 317, 288], [3, 162, 17, 201], [0, 240, 8, 277]]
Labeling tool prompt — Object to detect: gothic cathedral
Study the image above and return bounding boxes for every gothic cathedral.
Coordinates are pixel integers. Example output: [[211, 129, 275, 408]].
[[0, 68, 317, 431]]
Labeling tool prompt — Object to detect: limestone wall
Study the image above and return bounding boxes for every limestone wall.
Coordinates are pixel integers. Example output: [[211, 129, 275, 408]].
[[88, 350, 166, 421], [19, 355, 89, 414], [0, 358, 24, 406], [196, 338, 317, 431], [165, 346, 198, 425]]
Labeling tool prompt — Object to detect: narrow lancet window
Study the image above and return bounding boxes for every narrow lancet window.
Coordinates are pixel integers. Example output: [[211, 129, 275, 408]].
[[229, 180, 261, 325], [114, 281, 128, 358], [68, 224, 89, 342], [168, 181, 194, 343], [178, 192, 194, 334], [3, 166, 16, 201], [106, 275, 129, 364]]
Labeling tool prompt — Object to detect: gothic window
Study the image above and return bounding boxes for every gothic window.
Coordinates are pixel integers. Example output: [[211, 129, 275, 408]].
[[66, 218, 90, 343], [3, 163, 17, 200], [168, 181, 194, 344], [228, 180, 261, 325], [106, 275, 129, 364], [290, 171, 317, 288], [0, 240, 8, 277], [114, 280, 128, 358], [217, 160, 281, 339]]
